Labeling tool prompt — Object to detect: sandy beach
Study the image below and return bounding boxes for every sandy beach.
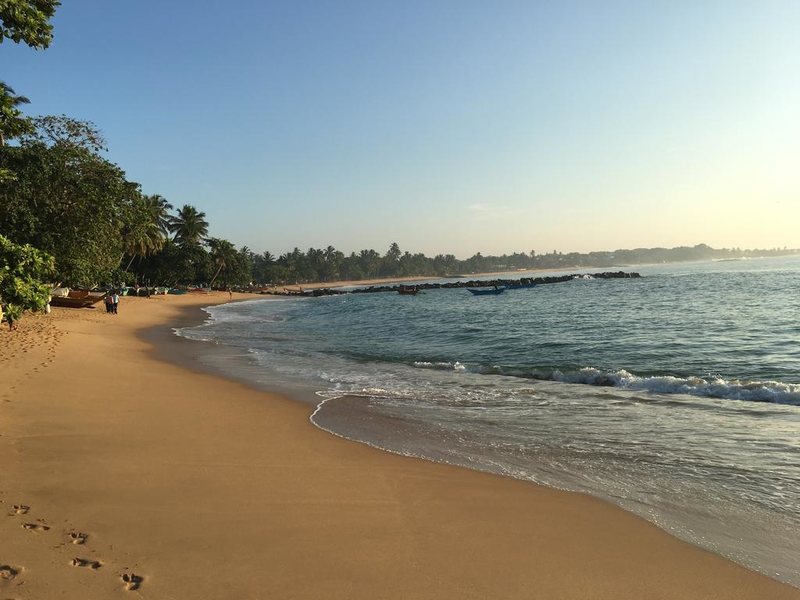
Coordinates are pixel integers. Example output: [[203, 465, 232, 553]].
[[2, 294, 798, 599]]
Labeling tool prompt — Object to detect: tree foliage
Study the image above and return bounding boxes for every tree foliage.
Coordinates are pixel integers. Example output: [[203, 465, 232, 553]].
[[143, 194, 173, 236], [207, 237, 237, 287], [121, 193, 166, 271], [0, 233, 54, 328], [0, 0, 59, 48], [136, 240, 212, 287], [0, 116, 139, 285], [21, 114, 107, 152], [169, 204, 209, 248], [0, 81, 33, 146]]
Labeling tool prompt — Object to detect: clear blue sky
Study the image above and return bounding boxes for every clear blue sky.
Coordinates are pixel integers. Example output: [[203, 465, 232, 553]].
[[4, 1, 799, 257]]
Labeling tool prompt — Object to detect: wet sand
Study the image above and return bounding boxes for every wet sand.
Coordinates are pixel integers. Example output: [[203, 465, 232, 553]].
[[2, 293, 798, 599]]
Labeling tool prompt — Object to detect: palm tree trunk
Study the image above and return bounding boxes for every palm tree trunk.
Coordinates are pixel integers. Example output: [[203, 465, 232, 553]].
[[125, 254, 136, 272], [210, 264, 223, 287]]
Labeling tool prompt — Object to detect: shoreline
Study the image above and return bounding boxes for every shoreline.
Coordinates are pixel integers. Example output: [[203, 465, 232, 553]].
[[2, 295, 799, 598], [143, 296, 325, 407], [180, 296, 800, 587]]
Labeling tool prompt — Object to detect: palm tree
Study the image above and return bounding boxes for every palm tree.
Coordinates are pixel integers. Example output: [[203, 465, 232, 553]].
[[322, 245, 343, 281], [0, 81, 32, 146], [283, 247, 305, 282], [252, 251, 275, 284], [207, 238, 237, 287], [143, 194, 173, 236], [306, 247, 324, 280], [359, 249, 381, 278], [169, 204, 209, 248], [122, 196, 166, 272]]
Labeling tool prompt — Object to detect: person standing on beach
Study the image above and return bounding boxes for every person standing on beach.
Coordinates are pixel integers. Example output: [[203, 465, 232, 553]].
[[112, 291, 120, 314]]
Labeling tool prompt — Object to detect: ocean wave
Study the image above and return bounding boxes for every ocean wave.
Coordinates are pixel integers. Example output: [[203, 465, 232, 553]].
[[411, 360, 800, 405], [204, 307, 285, 324], [413, 360, 467, 371], [541, 367, 800, 405]]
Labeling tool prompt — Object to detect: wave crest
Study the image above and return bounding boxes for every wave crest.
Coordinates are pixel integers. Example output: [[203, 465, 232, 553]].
[[542, 367, 800, 404], [411, 361, 800, 405], [413, 361, 467, 371]]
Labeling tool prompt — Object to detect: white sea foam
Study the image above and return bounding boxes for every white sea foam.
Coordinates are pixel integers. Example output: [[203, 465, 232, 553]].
[[410, 360, 800, 405], [544, 367, 800, 405], [413, 361, 467, 371]]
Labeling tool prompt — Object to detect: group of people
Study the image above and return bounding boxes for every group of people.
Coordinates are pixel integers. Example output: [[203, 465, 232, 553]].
[[104, 291, 120, 314]]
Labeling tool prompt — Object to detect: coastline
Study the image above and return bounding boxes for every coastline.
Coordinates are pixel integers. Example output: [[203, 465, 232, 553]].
[[257, 254, 800, 293], [2, 295, 799, 599], [276, 265, 592, 291]]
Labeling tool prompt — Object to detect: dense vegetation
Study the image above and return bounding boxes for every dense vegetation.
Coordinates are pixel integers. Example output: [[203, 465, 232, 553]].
[[0, 1, 59, 325], [0, 233, 54, 328]]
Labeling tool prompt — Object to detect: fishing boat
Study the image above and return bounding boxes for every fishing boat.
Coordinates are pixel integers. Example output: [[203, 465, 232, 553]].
[[49, 289, 107, 309], [398, 285, 420, 296], [466, 286, 506, 296]]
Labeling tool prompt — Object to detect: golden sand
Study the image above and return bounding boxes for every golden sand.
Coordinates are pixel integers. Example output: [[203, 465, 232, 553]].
[[1, 294, 798, 599]]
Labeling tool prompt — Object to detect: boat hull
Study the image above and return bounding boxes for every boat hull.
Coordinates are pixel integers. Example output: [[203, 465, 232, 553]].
[[466, 287, 506, 295], [50, 290, 106, 308]]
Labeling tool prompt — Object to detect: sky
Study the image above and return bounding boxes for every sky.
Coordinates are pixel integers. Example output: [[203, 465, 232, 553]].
[[3, 0, 799, 257]]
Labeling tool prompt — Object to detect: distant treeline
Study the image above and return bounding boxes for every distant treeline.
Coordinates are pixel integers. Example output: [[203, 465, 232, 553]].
[[232, 243, 798, 286]]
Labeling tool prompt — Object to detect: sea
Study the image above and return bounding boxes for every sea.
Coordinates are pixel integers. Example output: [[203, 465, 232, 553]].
[[176, 255, 800, 587]]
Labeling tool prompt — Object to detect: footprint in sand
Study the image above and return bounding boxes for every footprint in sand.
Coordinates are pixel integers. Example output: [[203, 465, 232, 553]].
[[71, 558, 102, 570], [0, 565, 19, 581], [121, 572, 143, 591], [11, 505, 28, 515], [69, 531, 88, 545], [21, 523, 50, 532]]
